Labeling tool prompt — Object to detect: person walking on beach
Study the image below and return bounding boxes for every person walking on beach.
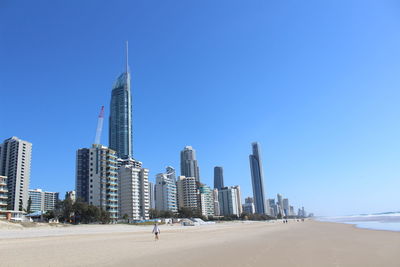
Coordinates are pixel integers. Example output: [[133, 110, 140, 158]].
[[152, 223, 161, 241]]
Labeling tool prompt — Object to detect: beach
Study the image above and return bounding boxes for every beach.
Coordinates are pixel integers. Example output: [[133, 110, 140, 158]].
[[0, 220, 399, 267]]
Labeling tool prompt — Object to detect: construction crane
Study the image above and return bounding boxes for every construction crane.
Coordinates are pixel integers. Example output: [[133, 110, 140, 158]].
[[94, 106, 105, 145]]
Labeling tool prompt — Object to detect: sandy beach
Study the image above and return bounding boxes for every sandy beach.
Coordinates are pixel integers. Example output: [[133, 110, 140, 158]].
[[0, 220, 399, 267]]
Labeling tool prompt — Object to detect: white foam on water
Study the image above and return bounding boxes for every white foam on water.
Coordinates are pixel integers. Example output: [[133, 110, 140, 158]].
[[316, 212, 400, 232]]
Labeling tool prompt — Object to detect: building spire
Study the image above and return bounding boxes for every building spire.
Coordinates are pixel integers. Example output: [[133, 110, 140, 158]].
[[125, 41, 129, 74]]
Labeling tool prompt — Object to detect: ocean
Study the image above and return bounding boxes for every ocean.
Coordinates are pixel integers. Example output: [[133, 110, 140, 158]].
[[317, 212, 400, 232]]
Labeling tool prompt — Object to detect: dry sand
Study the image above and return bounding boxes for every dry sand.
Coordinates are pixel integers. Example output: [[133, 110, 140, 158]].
[[0, 220, 399, 267]]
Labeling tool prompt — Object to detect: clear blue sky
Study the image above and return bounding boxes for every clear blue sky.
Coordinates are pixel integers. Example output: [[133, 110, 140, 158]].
[[1, 0, 399, 216]]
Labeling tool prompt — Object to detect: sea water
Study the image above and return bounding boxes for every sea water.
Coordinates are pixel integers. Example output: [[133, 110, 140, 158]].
[[317, 212, 400, 232]]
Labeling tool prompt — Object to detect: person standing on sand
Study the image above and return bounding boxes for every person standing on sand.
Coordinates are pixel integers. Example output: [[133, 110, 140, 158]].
[[152, 223, 161, 241]]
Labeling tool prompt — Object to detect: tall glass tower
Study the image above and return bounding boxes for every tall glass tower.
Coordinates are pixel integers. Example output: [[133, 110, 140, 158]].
[[180, 146, 200, 182], [109, 42, 133, 159], [249, 142, 266, 214], [213, 166, 224, 190]]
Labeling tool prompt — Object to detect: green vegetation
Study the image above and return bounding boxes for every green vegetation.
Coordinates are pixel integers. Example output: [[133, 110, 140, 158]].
[[44, 198, 111, 224], [149, 207, 207, 221]]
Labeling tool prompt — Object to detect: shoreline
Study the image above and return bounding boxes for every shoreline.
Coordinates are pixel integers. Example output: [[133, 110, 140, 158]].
[[314, 217, 400, 233]]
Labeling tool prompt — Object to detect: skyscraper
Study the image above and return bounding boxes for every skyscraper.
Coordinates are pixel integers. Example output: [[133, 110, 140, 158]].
[[109, 42, 133, 159], [243, 197, 255, 214], [118, 160, 150, 221], [212, 189, 220, 216], [148, 181, 155, 210], [176, 176, 199, 211], [277, 193, 283, 210], [213, 166, 224, 190], [180, 146, 200, 182], [232, 185, 243, 215], [249, 142, 266, 214], [0, 137, 32, 211], [75, 144, 119, 222], [268, 198, 277, 216], [283, 198, 289, 217], [199, 184, 214, 217], [155, 167, 178, 212], [218, 186, 240, 216], [0, 176, 8, 212]]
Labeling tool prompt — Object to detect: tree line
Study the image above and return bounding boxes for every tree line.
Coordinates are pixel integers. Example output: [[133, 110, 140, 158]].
[[45, 198, 111, 224], [149, 208, 274, 221]]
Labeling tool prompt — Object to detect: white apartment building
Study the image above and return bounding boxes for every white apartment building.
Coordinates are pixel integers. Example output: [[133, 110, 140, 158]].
[[155, 167, 177, 213], [0, 137, 32, 211], [118, 161, 150, 221], [199, 184, 214, 217], [232, 185, 242, 215], [29, 189, 59, 212], [176, 176, 199, 211], [218, 186, 240, 216], [213, 189, 220, 216]]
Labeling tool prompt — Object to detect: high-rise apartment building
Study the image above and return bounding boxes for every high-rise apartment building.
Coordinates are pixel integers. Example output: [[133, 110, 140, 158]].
[[118, 160, 150, 221], [28, 189, 59, 212], [199, 184, 214, 217], [218, 186, 240, 216], [283, 198, 289, 216], [0, 176, 7, 211], [213, 166, 224, 190], [249, 142, 266, 214], [232, 185, 242, 215], [44, 191, 59, 212], [65, 190, 76, 203], [75, 144, 119, 222], [29, 189, 42, 212], [277, 194, 283, 210], [109, 43, 133, 159], [148, 181, 155, 210], [0, 137, 32, 211], [243, 197, 255, 214], [180, 146, 200, 182], [155, 167, 177, 212], [176, 176, 199, 211], [289, 205, 294, 216], [213, 189, 220, 216], [267, 199, 276, 216]]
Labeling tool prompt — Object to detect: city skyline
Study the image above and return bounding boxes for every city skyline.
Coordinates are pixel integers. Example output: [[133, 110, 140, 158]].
[[2, 1, 400, 216]]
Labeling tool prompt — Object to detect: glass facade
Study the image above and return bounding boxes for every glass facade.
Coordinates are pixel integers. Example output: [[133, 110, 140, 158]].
[[213, 166, 224, 190], [109, 72, 133, 159], [180, 146, 200, 182], [199, 184, 214, 216], [249, 142, 266, 214]]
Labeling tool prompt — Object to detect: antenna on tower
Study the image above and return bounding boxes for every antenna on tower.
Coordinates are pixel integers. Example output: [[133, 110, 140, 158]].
[[94, 106, 105, 145], [126, 41, 129, 74]]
